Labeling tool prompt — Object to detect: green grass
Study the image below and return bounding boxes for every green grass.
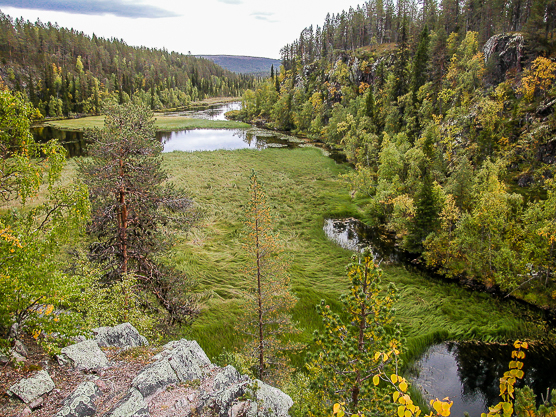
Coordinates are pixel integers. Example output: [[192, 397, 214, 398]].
[[154, 116, 250, 131], [158, 147, 548, 362], [18, 145, 547, 366], [45, 116, 250, 131]]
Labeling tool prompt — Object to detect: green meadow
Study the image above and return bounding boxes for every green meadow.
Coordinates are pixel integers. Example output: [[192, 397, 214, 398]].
[[159, 147, 547, 362], [44, 115, 250, 131]]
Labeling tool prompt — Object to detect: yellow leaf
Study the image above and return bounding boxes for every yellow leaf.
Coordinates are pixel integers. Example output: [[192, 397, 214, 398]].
[[398, 406, 406, 417], [373, 375, 380, 386], [405, 410, 412, 417], [391, 374, 399, 384], [400, 381, 408, 392], [393, 391, 400, 402], [333, 404, 341, 414]]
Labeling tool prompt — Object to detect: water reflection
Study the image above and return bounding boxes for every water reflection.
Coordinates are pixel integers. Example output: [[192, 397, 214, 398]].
[[160, 101, 241, 120], [323, 218, 400, 262], [158, 128, 296, 152], [31, 126, 87, 158], [413, 342, 556, 416]]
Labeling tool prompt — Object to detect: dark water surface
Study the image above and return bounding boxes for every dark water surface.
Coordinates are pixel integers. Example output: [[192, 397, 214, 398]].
[[31, 102, 340, 155], [413, 341, 556, 416], [323, 218, 556, 416]]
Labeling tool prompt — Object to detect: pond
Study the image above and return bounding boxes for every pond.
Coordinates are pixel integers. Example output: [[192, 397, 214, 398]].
[[323, 218, 556, 415], [31, 102, 344, 156], [413, 341, 556, 416]]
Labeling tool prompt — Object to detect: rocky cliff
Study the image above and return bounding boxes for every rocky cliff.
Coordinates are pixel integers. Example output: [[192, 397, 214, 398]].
[[2, 324, 293, 417]]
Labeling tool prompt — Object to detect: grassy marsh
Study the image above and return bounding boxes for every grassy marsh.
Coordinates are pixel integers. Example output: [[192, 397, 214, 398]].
[[161, 147, 547, 361], [45, 115, 250, 131], [14, 146, 546, 363]]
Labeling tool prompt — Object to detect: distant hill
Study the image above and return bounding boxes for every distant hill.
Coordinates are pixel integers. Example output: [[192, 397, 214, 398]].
[[0, 13, 258, 117], [199, 55, 281, 76]]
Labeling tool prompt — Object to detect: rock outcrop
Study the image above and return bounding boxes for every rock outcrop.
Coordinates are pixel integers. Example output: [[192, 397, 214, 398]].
[[8, 370, 55, 405], [93, 323, 148, 349], [57, 340, 109, 371], [4, 323, 293, 417], [483, 33, 525, 85]]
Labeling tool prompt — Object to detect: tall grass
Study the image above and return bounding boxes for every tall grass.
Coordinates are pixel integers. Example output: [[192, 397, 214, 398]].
[[160, 147, 548, 362], [15, 145, 546, 365], [45, 116, 249, 131]]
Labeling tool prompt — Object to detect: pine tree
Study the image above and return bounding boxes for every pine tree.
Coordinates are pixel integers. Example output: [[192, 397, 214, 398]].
[[239, 170, 300, 382], [78, 103, 200, 324]]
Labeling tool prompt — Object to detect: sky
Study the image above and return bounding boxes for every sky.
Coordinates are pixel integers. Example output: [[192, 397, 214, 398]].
[[0, 0, 365, 59]]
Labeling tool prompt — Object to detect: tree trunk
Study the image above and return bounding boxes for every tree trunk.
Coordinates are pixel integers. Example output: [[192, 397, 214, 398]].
[[255, 213, 264, 380], [118, 158, 128, 275]]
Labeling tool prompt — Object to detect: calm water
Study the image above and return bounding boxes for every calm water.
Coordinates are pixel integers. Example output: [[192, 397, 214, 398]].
[[159, 128, 303, 152], [322, 218, 401, 262], [31, 102, 325, 155], [160, 101, 241, 120], [414, 342, 556, 416], [323, 218, 556, 416]]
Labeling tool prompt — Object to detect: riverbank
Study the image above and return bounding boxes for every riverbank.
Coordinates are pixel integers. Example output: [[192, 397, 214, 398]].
[[33, 97, 247, 131], [41, 115, 250, 131], [160, 148, 550, 363]]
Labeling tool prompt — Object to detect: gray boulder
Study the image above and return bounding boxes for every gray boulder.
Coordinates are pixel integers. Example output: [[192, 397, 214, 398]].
[[8, 370, 55, 404], [58, 340, 108, 370], [93, 323, 148, 349], [131, 358, 179, 399], [251, 379, 294, 417], [103, 388, 149, 417], [213, 365, 243, 391], [166, 339, 212, 383], [13, 340, 29, 358], [56, 381, 101, 417], [10, 349, 26, 363]]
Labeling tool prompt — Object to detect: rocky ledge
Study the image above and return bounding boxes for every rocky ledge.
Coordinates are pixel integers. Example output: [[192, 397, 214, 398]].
[[2, 324, 292, 417]]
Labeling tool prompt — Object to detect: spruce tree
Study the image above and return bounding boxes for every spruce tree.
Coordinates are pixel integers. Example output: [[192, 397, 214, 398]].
[[410, 26, 430, 104]]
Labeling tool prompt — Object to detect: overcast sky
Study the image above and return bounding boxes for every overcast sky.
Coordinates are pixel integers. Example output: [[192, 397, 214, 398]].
[[0, 0, 365, 59]]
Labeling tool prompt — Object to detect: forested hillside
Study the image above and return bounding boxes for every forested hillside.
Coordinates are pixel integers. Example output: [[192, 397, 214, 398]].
[[239, 0, 556, 310], [0, 12, 258, 117]]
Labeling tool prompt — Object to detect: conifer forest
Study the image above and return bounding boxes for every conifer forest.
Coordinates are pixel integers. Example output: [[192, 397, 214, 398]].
[[1, 1, 556, 416]]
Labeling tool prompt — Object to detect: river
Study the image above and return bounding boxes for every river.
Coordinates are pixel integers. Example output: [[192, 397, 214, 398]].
[[33, 103, 556, 416], [32, 102, 340, 156], [323, 217, 556, 415]]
